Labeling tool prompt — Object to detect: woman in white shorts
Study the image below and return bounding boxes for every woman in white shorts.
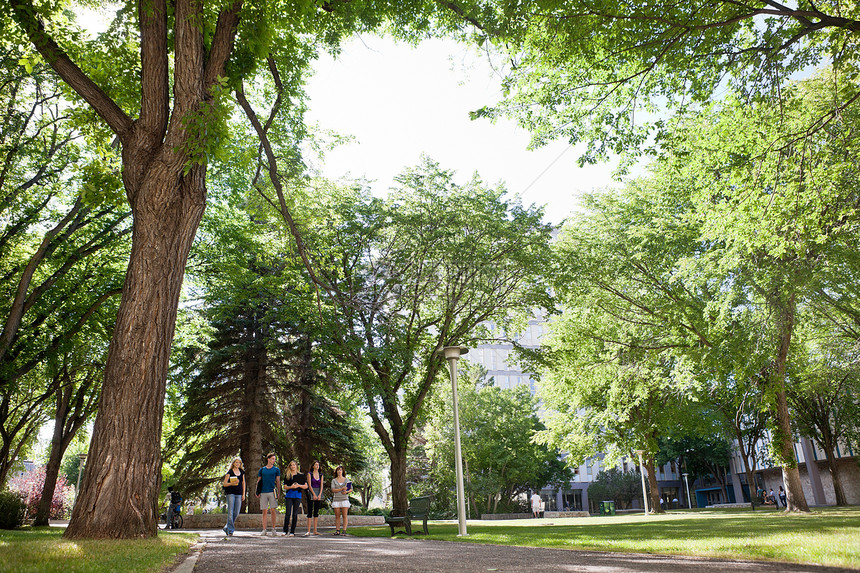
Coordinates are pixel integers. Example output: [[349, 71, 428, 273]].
[[331, 465, 353, 535]]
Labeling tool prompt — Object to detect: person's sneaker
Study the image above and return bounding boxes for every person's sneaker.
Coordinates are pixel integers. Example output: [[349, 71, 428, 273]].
[[288, 532, 295, 537], [302, 532, 310, 536], [260, 530, 267, 536]]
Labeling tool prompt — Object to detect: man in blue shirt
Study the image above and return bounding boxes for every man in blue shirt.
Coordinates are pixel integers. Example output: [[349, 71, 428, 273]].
[[256, 453, 281, 535]]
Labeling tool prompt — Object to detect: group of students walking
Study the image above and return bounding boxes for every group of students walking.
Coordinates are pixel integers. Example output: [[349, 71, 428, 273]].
[[221, 453, 353, 537]]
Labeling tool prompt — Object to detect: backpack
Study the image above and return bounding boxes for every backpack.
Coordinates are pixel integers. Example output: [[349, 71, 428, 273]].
[[170, 491, 182, 504]]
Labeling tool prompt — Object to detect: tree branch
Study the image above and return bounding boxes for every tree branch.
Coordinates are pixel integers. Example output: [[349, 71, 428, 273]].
[[9, 0, 133, 140]]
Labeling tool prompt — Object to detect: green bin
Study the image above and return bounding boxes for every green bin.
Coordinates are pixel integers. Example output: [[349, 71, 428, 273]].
[[599, 500, 616, 516]]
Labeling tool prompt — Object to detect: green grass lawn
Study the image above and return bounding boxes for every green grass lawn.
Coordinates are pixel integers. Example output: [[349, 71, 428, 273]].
[[350, 506, 860, 569], [0, 527, 198, 573]]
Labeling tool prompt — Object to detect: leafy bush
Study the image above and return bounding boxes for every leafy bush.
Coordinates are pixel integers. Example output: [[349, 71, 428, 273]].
[[0, 490, 27, 529], [586, 467, 643, 510], [8, 465, 75, 519], [350, 506, 389, 517]]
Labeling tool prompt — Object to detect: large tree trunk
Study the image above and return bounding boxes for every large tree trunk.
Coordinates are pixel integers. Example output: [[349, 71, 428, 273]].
[[34, 408, 66, 525], [389, 445, 408, 516], [645, 455, 664, 514], [734, 426, 758, 511], [14, 0, 241, 540], [775, 391, 809, 512], [242, 338, 267, 515], [35, 363, 99, 526], [771, 293, 809, 513], [822, 443, 847, 506], [295, 337, 315, 471], [34, 384, 72, 526], [65, 167, 205, 539]]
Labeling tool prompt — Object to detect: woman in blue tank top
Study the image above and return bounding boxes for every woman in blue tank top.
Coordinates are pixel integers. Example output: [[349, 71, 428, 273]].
[[282, 461, 306, 536]]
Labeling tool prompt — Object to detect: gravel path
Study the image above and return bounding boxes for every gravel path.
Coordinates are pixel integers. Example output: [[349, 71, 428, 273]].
[[174, 528, 854, 573]]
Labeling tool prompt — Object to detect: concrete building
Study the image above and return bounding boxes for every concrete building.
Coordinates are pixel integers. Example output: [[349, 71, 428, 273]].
[[468, 319, 860, 511]]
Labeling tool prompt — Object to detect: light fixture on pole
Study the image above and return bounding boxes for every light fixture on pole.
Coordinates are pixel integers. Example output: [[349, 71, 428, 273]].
[[634, 450, 649, 515], [436, 345, 469, 536], [682, 472, 692, 509], [75, 453, 88, 508]]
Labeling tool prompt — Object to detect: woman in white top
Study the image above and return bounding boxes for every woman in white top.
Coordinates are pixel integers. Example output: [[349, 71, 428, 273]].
[[330, 465, 353, 535]]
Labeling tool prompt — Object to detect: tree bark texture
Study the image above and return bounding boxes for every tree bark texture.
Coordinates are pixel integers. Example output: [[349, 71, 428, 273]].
[[12, 0, 242, 538], [34, 363, 99, 526], [66, 168, 205, 538], [33, 394, 67, 527], [734, 426, 759, 510], [241, 335, 267, 515], [772, 293, 810, 513], [822, 444, 848, 506], [645, 455, 664, 513], [389, 446, 408, 517]]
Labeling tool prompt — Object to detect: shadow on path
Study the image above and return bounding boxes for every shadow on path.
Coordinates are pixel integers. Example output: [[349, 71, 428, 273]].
[[183, 528, 854, 573]]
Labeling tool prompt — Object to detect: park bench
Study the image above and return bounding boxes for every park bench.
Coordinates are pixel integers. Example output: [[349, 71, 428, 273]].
[[385, 495, 432, 536]]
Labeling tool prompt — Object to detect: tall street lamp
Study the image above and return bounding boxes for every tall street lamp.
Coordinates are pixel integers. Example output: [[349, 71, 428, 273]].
[[436, 345, 469, 536], [634, 450, 649, 515], [682, 472, 692, 509]]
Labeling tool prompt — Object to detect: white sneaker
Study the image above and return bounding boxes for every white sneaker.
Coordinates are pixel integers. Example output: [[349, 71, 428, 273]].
[[288, 532, 295, 537], [260, 530, 268, 536]]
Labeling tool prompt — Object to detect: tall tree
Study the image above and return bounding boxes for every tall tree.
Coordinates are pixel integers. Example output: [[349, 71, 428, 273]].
[[424, 366, 570, 516], [6, 0, 476, 538], [0, 41, 127, 488], [788, 330, 860, 506], [261, 160, 553, 513], [166, 200, 363, 511], [34, 347, 104, 526], [665, 75, 860, 511]]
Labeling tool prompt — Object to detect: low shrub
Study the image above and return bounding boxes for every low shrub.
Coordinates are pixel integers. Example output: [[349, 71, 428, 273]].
[[0, 490, 27, 529], [350, 506, 389, 517]]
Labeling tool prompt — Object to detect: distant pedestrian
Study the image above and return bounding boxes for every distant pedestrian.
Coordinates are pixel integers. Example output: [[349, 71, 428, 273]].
[[256, 453, 281, 536], [531, 492, 542, 518], [769, 488, 776, 505], [331, 465, 353, 535], [282, 460, 307, 536], [222, 457, 245, 536], [779, 486, 787, 507], [305, 460, 323, 536]]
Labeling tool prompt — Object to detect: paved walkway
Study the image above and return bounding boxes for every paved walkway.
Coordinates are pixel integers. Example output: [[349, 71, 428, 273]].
[[176, 528, 854, 573]]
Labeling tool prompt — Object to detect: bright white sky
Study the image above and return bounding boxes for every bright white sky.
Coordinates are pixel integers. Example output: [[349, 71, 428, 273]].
[[305, 36, 618, 224]]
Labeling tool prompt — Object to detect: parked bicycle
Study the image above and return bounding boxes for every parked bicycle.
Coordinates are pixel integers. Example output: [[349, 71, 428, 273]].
[[159, 502, 183, 530]]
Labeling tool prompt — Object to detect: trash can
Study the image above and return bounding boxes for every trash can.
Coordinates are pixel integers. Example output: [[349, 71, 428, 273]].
[[599, 501, 616, 516]]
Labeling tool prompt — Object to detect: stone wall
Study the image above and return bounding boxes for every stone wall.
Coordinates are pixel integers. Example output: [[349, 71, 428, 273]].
[[760, 456, 860, 506], [181, 513, 385, 530], [479, 511, 589, 520]]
